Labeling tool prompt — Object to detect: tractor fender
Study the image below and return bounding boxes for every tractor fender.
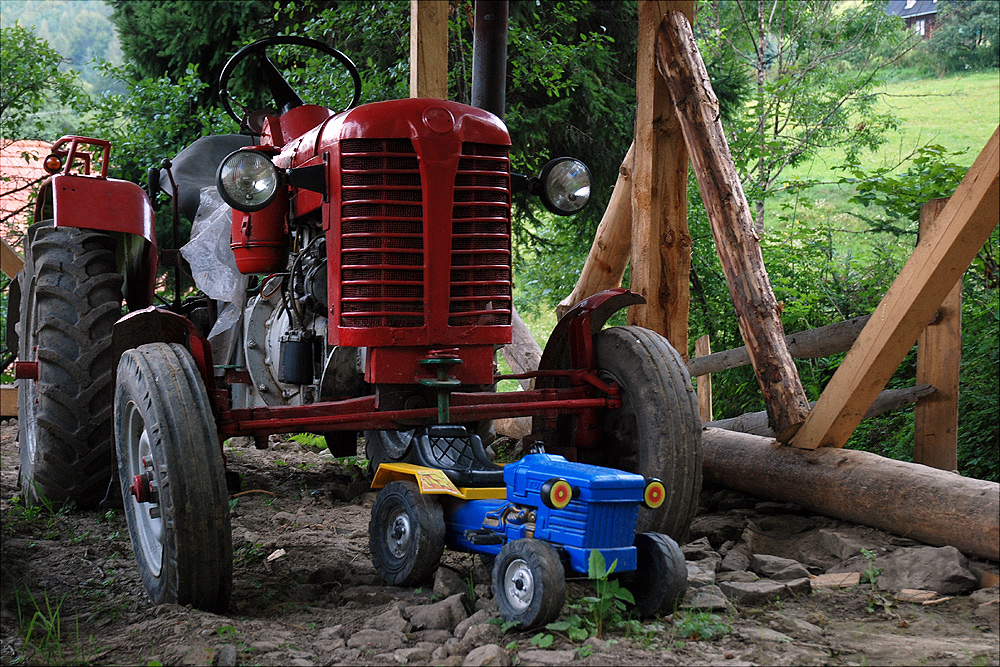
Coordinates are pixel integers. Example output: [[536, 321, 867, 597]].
[[371, 463, 505, 500], [35, 175, 158, 310], [112, 307, 217, 399], [537, 288, 646, 376]]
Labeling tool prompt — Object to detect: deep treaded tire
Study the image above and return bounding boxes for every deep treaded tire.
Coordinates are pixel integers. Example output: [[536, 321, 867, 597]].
[[115, 343, 232, 612], [628, 532, 688, 617], [492, 538, 566, 629], [369, 480, 445, 586], [18, 223, 123, 507], [589, 326, 702, 541]]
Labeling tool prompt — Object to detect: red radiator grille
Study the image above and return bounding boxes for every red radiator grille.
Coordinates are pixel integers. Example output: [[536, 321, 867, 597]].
[[340, 138, 424, 329], [450, 142, 512, 327]]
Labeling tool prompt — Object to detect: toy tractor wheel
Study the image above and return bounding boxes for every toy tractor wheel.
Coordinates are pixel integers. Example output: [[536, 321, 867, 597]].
[[625, 532, 688, 617], [588, 326, 702, 541], [492, 538, 566, 629], [17, 223, 123, 508], [369, 480, 445, 586], [115, 343, 232, 612]]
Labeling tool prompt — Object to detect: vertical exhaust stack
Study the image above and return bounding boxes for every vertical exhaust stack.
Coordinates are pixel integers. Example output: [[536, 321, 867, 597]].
[[471, 0, 509, 120]]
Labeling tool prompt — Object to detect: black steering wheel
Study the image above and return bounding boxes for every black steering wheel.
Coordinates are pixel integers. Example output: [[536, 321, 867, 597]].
[[218, 36, 362, 125]]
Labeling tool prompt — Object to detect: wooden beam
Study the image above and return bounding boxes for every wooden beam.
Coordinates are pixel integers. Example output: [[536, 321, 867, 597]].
[[792, 127, 1000, 450], [0, 386, 16, 417], [702, 427, 1000, 561], [556, 142, 635, 319], [914, 198, 961, 471], [629, 0, 693, 359], [707, 384, 936, 438], [694, 334, 713, 421], [656, 11, 810, 440], [410, 0, 449, 99], [1, 238, 23, 278], [687, 314, 872, 377]]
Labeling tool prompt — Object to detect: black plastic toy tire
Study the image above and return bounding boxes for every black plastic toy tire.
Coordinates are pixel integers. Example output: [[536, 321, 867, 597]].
[[626, 532, 689, 617], [17, 223, 123, 507], [589, 326, 703, 541], [115, 343, 233, 612], [492, 538, 566, 629], [369, 480, 445, 586]]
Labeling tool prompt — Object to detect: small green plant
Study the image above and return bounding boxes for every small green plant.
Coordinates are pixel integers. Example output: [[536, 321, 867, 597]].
[[860, 548, 881, 588], [530, 632, 554, 648], [289, 432, 328, 452], [14, 586, 95, 664], [672, 609, 732, 641], [546, 550, 635, 641]]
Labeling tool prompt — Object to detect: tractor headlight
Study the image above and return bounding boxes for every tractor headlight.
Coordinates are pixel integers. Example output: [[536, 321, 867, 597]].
[[539, 157, 592, 216], [217, 149, 281, 212]]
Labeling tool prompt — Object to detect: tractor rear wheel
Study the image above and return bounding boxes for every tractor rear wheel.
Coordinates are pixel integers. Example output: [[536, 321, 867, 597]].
[[115, 343, 232, 612], [17, 223, 123, 507], [586, 326, 702, 542]]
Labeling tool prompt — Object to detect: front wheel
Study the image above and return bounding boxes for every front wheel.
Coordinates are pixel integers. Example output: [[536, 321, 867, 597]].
[[115, 343, 232, 612], [626, 532, 688, 617], [588, 326, 702, 541], [492, 539, 566, 628]]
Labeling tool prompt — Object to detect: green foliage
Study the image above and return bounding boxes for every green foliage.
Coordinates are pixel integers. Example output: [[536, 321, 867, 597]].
[[672, 609, 732, 641], [13, 586, 97, 665], [546, 550, 636, 641], [860, 548, 881, 588], [0, 23, 84, 140], [904, 0, 1000, 76]]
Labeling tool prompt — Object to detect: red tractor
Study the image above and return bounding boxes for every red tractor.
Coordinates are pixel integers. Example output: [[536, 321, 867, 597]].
[[9, 37, 701, 612]]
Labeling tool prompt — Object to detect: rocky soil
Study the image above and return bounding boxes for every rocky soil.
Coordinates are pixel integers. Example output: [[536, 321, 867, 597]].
[[1, 418, 998, 666]]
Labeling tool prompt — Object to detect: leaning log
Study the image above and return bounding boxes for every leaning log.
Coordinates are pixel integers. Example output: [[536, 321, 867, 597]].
[[687, 315, 871, 378], [706, 384, 935, 437], [701, 427, 1000, 561], [656, 12, 810, 440], [556, 142, 635, 320]]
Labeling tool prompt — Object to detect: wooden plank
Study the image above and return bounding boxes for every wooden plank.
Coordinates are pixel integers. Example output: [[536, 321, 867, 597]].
[[409, 0, 449, 99], [1, 238, 23, 278], [0, 385, 16, 417], [914, 198, 960, 471], [703, 427, 1000, 561], [792, 127, 999, 450], [695, 334, 713, 421], [556, 142, 635, 319], [656, 11, 810, 440], [628, 0, 693, 359]]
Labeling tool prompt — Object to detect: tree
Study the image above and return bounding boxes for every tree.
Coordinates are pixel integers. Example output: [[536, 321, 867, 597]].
[[697, 0, 916, 232], [925, 0, 1000, 74]]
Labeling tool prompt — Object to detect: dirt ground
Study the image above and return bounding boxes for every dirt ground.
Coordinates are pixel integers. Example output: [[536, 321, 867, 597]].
[[1, 417, 998, 666]]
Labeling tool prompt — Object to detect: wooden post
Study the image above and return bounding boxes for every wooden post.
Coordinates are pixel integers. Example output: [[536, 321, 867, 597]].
[[914, 198, 961, 471], [702, 427, 1000, 562], [793, 127, 999, 450], [694, 334, 713, 421], [1, 238, 23, 278], [556, 142, 635, 319], [629, 0, 693, 359], [410, 0, 449, 99], [656, 12, 810, 440]]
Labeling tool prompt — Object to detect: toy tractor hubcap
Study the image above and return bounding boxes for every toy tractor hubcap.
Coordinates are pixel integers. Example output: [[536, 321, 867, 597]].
[[503, 558, 535, 612], [387, 512, 412, 558]]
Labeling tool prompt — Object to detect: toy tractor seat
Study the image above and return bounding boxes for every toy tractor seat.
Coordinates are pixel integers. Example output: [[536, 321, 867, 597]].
[[412, 425, 505, 488]]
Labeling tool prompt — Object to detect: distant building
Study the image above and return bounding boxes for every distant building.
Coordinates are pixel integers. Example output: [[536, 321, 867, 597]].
[[885, 0, 939, 38]]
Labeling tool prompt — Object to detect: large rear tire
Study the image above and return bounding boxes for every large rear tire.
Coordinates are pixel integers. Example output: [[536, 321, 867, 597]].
[[17, 223, 123, 507], [587, 326, 702, 541], [115, 343, 232, 612]]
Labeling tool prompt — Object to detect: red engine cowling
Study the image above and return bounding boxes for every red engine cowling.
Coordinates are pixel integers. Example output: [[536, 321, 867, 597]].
[[315, 99, 514, 386]]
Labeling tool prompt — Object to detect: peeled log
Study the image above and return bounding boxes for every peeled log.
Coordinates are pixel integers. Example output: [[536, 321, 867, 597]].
[[702, 427, 1000, 561]]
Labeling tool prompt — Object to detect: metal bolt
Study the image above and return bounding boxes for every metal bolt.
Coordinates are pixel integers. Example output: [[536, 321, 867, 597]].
[[247, 340, 257, 349], [258, 384, 268, 392]]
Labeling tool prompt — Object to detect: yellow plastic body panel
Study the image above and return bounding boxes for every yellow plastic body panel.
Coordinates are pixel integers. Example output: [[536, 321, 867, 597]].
[[370, 463, 506, 500]]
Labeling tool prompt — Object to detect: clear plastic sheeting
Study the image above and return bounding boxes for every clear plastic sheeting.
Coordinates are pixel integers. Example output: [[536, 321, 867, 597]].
[[179, 187, 248, 358]]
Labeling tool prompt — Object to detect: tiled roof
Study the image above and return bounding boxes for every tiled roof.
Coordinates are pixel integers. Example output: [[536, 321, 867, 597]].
[[1, 140, 50, 248], [885, 0, 939, 19]]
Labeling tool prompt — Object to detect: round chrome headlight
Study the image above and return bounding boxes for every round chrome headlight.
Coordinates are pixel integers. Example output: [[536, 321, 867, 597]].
[[217, 149, 281, 212], [539, 157, 592, 216]]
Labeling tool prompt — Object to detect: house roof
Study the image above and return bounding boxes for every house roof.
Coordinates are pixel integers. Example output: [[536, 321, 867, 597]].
[[885, 0, 938, 19], [1, 139, 50, 247]]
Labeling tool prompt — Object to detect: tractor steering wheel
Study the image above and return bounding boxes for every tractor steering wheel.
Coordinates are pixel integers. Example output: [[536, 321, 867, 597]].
[[218, 36, 362, 126]]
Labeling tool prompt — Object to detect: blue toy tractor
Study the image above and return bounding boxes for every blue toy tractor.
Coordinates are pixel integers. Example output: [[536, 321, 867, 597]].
[[368, 425, 688, 628]]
